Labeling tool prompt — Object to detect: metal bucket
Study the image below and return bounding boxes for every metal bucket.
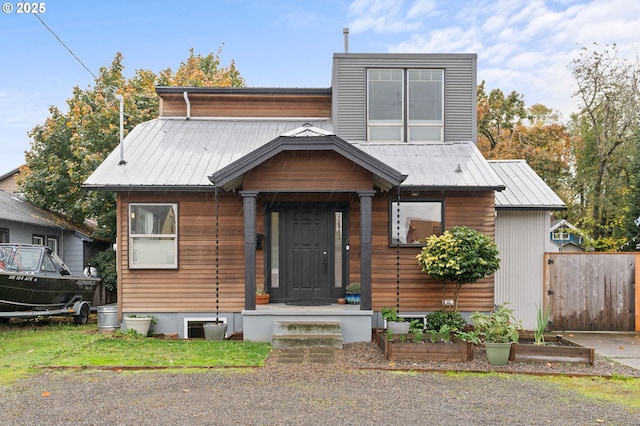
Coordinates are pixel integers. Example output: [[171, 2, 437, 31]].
[[203, 322, 227, 340], [97, 304, 119, 330]]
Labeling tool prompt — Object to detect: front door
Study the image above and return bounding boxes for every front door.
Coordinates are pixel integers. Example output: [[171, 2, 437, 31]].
[[267, 203, 347, 303]]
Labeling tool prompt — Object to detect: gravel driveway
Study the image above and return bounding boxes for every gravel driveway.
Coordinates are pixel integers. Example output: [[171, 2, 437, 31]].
[[2, 343, 640, 425]]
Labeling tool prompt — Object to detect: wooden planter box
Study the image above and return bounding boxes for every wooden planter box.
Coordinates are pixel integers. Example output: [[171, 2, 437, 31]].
[[377, 331, 474, 362], [509, 335, 595, 365]]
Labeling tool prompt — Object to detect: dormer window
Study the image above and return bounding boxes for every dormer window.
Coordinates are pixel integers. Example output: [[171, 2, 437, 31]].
[[367, 69, 443, 142]]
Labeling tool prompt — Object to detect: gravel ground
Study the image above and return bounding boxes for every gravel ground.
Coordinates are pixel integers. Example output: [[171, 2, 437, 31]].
[[2, 342, 640, 426]]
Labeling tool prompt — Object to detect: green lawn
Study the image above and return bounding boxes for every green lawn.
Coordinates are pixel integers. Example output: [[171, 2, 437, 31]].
[[0, 320, 271, 384]]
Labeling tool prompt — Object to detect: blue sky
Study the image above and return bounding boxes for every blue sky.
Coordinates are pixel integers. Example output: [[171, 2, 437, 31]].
[[1, 0, 639, 172]]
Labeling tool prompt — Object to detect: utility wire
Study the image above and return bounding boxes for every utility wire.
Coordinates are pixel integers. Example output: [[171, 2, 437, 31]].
[[30, 8, 97, 80]]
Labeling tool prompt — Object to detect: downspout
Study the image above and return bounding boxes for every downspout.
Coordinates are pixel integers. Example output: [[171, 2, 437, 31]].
[[183, 91, 191, 120]]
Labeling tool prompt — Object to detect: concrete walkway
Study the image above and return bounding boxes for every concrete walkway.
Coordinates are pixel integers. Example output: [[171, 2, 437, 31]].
[[563, 332, 640, 370]]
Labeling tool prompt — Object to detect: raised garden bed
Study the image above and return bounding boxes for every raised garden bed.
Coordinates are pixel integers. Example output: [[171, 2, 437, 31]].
[[375, 329, 474, 362], [509, 334, 595, 365]]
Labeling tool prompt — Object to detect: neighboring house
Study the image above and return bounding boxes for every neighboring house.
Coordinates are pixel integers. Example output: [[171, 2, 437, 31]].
[[549, 219, 584, 252], [0, 167, 21, 193], [0, 190, 99, 275], [84, 52, 562, 341], [489, 160, 566, 329]]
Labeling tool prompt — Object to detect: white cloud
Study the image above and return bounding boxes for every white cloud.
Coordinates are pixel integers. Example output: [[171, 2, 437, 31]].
[[347, 0, 640, 119], [348, 0, 433, 33]]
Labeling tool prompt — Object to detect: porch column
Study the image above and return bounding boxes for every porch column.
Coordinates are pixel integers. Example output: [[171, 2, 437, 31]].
[[359, 190, 376, 310], [241, 191, 258, 310]]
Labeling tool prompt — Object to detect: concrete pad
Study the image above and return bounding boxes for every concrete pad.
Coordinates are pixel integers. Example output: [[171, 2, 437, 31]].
[[563, 332, 640, 370]]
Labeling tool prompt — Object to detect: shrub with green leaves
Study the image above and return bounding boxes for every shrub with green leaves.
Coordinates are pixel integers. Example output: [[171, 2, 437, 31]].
[[416, 226, 500, 309], [425, 310, 467, 332], [89, 248, 117, 291]]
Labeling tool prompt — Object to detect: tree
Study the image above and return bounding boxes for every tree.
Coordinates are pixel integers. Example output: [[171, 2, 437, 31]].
[[478, 83, 575, 203], [19, 48, 245, 241], [477, 81, 528, 149], [416, 226, 500, 310], [569, 43, 640, 247]]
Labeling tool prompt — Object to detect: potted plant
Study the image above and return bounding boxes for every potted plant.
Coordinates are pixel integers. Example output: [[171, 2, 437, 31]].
[[467, 303, 521, 365], [381, 306, 409, 334], [345, 282, 361, 304], [256, 287, 270, 304], [416, 226, 500, 310], [124, 314, 157, 337]]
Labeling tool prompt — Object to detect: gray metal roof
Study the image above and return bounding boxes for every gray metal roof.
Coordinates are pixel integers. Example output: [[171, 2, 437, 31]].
[[489, 160, 566, 210], [0, 191, 93, 234], [357, 142, 505, 191], [84, 118, 334, 191], [84, 118, 505, 192]]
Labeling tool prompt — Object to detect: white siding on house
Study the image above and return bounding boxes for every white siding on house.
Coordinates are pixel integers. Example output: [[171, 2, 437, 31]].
[[495, 210, 550, 330], [332, 53, 477, 143]]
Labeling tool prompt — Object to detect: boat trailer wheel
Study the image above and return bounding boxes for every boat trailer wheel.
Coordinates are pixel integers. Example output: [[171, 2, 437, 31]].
[[73, 303, 90, 325]]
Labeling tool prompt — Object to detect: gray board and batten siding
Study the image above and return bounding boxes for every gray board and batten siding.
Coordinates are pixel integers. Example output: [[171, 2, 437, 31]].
[[331, 53, 477, 143]]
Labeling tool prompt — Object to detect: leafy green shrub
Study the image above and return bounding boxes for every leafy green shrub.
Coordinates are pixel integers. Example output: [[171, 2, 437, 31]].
[[416, 226, 500, 309], [470, 303, 522, 343], [89, 248, 117, 291], [425, 310, 467, 332]]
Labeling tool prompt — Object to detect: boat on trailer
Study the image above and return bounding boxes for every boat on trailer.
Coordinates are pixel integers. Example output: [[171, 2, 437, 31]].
[[0, 244, 100, 324]]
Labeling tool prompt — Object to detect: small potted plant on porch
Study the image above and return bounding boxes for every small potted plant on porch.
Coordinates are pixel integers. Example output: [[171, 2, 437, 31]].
[[256, 287, 270, 305], [345, 282, 361, 305], [468, 303, 522, 366]]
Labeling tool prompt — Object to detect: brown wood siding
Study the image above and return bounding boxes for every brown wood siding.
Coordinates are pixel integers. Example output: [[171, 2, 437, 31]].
[[117, 188, 495, 314], [118, 192, 250, 313], [243, 151, 374, 191], [365, 191, 496, 312], [160, 93, 331, 118]]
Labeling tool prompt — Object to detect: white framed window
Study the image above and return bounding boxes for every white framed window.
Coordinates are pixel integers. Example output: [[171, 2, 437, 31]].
[[32, 235, 44, 246], [46, 237, 58, 254], [129, 203, 178, 269], [390, 200, 443, 246], [368, 68, 443, 142]]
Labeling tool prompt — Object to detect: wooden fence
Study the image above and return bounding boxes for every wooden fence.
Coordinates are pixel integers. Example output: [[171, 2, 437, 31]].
[[543, 253, 639, 331]]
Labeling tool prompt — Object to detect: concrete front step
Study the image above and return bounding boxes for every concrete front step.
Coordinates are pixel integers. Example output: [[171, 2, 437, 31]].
[[272, 320, 343, 349]]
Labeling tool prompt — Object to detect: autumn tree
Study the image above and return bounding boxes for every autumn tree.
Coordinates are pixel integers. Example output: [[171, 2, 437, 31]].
[[477, 81, 528, 150], [478, 84, 575, 201], [19, 48, 245, 241], [569, 43, 640, 248]]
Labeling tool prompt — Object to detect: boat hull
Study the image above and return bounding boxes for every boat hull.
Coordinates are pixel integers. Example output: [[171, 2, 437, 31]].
[[0, 271, 99, 313]]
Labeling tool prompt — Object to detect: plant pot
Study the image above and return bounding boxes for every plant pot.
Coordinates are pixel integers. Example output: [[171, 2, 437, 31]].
[[345, 292, 361, 304], [485, 342, 513, 366], [256, 294, 270, 305], [124, 316, 152, 336], [387, 321, 410, 335], [203, 322, 227, 340]]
